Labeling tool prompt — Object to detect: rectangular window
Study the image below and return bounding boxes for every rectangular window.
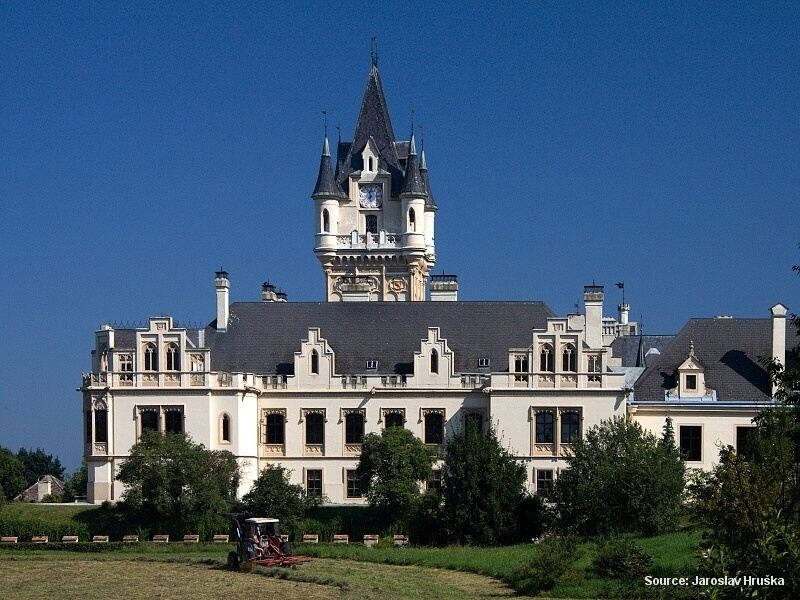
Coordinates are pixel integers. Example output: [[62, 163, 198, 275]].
[[535, 411, 554, 444], [685, 374, 697, 390], [346, 470, 362, 498], [119, 353, 133, 381], [266, 413, 285, 444], [365, 215, 378, 234], [478, 357, 490, 368], [85, 411, 92, 443], [536, 469, 554, 494], [560, 411, 580, 444], [345, 412, 365, 444], [94, 410, 108, 444], [426, 470, 442, 494], [514, 354, 529, 382], [736, 426, 755, 459], [140, 410, 159, 433], [306, 469, 323, 497], [424, 412, 444, 444], [305, 412, 325, 445], [164, 410, 183, 434], [679, 425, 702, 461]]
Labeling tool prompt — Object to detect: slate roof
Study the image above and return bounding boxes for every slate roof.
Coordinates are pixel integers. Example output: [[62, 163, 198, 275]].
[[610, 335, 675, 368], [420, 150, 437, 209], [337, 64, 405, 196], [633, 318, 785, 402], [205, 301, 556, 376], [312, 137, 345, 198], [400, 135, 426, 197]]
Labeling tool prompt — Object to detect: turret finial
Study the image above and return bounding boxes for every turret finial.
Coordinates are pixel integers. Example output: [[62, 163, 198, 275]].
[[371, 37, 378, 67]]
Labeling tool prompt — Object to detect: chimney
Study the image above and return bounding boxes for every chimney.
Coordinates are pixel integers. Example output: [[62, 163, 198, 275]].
[[261, 281, 278, 302], [618, 302, 630, 325], [215, 271, 230, 331], [584, 285, 604, 348], [770, 303, 788, 367], [430, 274, 458, 301]]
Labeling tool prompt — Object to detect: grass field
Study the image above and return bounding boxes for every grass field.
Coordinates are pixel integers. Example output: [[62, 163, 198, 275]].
[[0, 554, 516, 600], [0, 503, 703, 598]]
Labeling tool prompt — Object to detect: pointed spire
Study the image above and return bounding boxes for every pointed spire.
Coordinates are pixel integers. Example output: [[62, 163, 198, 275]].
[[401, 133, 426, 197], [419, 149, 437, 210], [636, 334, 646, 368], [312, 133, 344, 198], [338, 58, 403, 194]]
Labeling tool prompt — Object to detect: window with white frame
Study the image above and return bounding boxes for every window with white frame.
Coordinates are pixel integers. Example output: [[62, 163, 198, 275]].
[[587, 354, 601, 382], [165, 342, 180, 371], [536, 469, 554, 494], [306, 469, 323, 497], [310, 349, 319, 375], [143, 342, 158, 371], [539, 344, 554, 372], [137, 406, 184, 436], [430, 348, 439, 374], [514, 354, 529, 381], [264, 412, 285, 445], [118, 353, 133, 381], [535, 411, 554, 444], [346, 470, 362, 498], [345, 411, 365, 444], [562, 344, 577, 372], [220, 413, 231, 443]]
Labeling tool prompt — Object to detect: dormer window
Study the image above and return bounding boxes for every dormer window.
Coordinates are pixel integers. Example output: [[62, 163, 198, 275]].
[[685, 374, 697, 390], [430, 349, 439, 374], [478, 357, 490, 368], [365, 360, 378, 371], [368, 157, 374, 171]]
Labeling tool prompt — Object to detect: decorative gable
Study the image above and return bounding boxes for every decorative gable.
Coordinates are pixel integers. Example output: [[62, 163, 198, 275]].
[[294, 328, 336, 386], [669, 341, 715, 400], [413, 327, 454, 381]]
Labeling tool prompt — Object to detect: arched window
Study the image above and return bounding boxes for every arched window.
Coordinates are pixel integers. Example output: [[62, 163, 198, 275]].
[[305, 412, 324, 445], [310, 350, 319, 375], [430, 349, 438, 374], [345, 412, 365, 444], [221, 414, 231, 443], [539, 344, 554, 372], [166, 342, 180, 371], [562, 344, 577, 372], [409, 208, 416, 231], [322, 209, 330, 233], [143, 342, 158, 371], [535, 411, 554, 444], [384, 412, 404, 429]]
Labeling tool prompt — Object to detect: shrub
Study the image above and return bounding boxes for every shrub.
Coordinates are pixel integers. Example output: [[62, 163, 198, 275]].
[[509, 536, 578, 595], [592, 535, 653, 580]]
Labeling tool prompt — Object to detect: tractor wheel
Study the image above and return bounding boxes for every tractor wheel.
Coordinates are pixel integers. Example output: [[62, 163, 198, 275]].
[[227, 551, 240, 572]]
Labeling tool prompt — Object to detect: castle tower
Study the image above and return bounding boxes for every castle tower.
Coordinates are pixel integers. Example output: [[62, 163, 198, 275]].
[[312, 57, 436, 301]]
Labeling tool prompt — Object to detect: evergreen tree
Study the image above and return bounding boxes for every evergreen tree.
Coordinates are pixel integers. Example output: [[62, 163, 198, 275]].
[[441, 422, 528, 545]]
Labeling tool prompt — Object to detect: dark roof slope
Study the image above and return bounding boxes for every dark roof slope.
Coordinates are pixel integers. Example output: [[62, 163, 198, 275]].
[[634, 318, 782, 402], [337, 64, 405, 196], [610, 335, 675, 368], [312, 137, 345, 198], [206, 301, 556, 376]]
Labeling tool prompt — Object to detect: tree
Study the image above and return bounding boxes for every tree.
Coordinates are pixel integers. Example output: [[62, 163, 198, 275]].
[[64, 461, 88, 501], [16, 448, 64, 486], [441, 422, 528, 545], [355, 426, 434, 521], [552, 416, 684, 536], [116, 432, 240, 528], [0, 447, 26, 501], [242, 465, 320, 536]]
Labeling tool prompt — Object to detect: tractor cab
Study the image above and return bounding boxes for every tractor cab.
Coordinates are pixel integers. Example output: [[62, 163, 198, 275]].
[[222, 513, 308, 571], [243, 517, 280, 545]]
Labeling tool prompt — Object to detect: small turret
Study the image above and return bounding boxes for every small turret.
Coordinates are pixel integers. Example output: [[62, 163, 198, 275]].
[[400, 135, 426, 197], [312, 136, 344, 199], [215, 271, 230, 332]]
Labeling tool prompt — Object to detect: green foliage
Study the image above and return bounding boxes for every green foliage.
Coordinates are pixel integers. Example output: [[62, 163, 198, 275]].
[[16, 448, 65, 486], [509, 536, 579, 595], [64, 461, 88, 501], [592, 535, 653, 580], [441, 422, 528, 545], [355, 427, 434, 523], [242, 464, 320, 539], [0, 512, 90, 541], [0, 447, 27, 500], [116, 431, 239, 532], [552, 416, 684, 536]]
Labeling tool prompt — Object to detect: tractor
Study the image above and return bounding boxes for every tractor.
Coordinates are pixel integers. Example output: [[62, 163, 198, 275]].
[[222, 513, 311, 571]]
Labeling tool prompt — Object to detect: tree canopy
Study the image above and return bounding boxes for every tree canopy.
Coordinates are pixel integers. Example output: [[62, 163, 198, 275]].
[[355, 426, 434, 520], [552, 416, 684, 536], [441, 422, 528, 545], [16, 447, 65, 486], [116, 432, 240, 527], [242, 464, 320, 537], [0, 447, 26, 501]]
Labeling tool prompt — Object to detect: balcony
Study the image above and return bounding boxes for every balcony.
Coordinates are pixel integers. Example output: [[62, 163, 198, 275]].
[[336, 231, 401, 249]]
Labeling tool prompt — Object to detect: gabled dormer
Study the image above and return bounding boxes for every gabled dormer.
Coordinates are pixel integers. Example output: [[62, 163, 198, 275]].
[[294, 328, 336, 387], [412, 327, 454, 384], [669, 341, 715, 400]]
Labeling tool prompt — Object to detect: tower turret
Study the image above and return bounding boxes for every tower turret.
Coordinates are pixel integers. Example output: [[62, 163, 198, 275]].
[[312, 135, 343, 259]]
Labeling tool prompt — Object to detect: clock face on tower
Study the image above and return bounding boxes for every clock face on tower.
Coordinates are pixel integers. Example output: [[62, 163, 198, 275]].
[[359, 184, 383, 208]]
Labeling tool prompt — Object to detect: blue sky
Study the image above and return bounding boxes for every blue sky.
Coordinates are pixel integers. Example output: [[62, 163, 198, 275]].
[[1, 2, 798, 471]]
